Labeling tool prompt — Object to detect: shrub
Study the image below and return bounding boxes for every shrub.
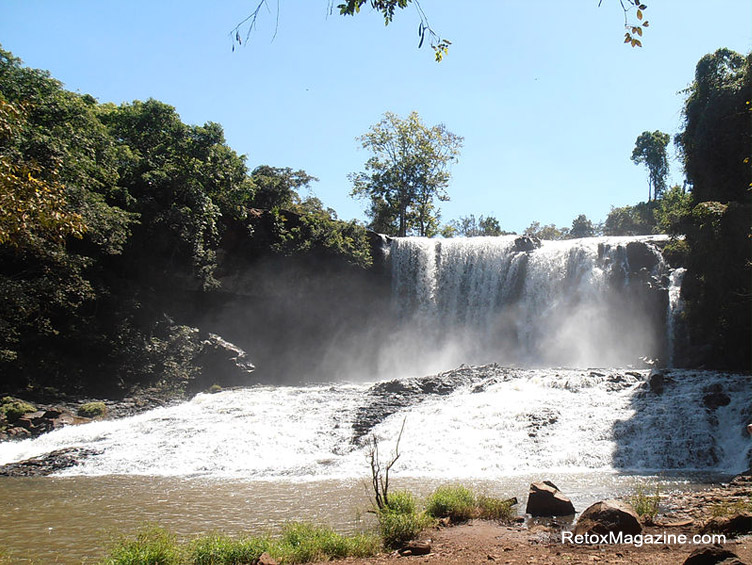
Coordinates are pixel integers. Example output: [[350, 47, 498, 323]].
[[207, 384, 223, 394], [188, 533, 271, 564], [377, 508, 433, 550], [425, 485, 476, 521], [476, 494, 516, 521], [103, 525, 183, 565], [629, 486, 661, 520], [0, 396, 35, 422], [276, 522, 380, 563], [78, 401, 107, 418]]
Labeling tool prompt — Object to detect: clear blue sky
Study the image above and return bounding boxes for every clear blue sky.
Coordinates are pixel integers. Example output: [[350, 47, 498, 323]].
[[2, 1, 750, 233]]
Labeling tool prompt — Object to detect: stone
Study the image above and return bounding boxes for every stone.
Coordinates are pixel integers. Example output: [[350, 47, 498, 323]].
[[703, 391, 731, 410], [648, 370, 665, 394], [626, 241, 659, 272], [514, 236, 542, 253], [700, 513, 752, 537], [573, 500, 642, 537], [0, 447, 98, 477], [194, 333, 255, 390], [525, 481, 575, 517], [682, 546, 744, 565], [399, 540, 431, 556], [253, 552, 278, 565]]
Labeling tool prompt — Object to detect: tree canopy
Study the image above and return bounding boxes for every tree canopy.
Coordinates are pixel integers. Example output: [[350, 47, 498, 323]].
[[631, 130, 670, 202], [350, 111, 462, 237]]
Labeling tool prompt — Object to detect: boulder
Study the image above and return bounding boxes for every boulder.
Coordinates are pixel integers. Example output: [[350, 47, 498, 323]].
[[700, 513, 752, 537], [573, 499, 642, 537], [648, 370, 665, 394], [626, 241, 659, 272], [682, 546, 745, 565], [525, 481, 575, 517], [399, 540, 431, 556], [514, 236, 541, 253], [194, 333, 255, 390]]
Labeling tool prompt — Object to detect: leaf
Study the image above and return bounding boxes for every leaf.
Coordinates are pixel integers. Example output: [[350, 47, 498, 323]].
[[631, 39, 642, 48], [642, 20, 649, 27], [418, 31, 424, 49], [624, 33, 632, 43], [637, 9, 643, 20], [635, 27, 643, 36]]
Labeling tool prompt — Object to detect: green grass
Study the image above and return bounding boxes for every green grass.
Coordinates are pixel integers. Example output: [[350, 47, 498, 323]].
[[709, 498, 752, 518], [425, 485, 516, 522], [629, 485, 661, 520], [101, 523, 381, 565], [377, 490, 434, 550], [102, 525, 183, 565]]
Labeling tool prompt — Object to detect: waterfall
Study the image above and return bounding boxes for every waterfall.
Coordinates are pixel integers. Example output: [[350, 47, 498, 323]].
[[390, 236, 673, 369]]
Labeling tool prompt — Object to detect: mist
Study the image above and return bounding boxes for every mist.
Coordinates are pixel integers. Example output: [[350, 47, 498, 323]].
[[189, 235, 675, 384]]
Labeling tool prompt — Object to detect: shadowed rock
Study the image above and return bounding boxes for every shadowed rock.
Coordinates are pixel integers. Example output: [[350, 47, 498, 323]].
[[573, 499, 642, 537], [526, 481, 575, 517]]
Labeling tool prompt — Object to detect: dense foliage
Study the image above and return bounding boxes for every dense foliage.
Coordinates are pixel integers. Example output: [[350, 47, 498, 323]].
[[0, 47, 372, 396], [350, 111, 462, 237], [674, 49, 751, 369]]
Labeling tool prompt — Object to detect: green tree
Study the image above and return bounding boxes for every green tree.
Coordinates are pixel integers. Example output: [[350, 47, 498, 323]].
[[350, 111, 462, 237], [524, 221, 569, 240], [631, 130, 670, 201], [250, 165, 317, 210], [569, 214, 595, 238], [673, 48, 751, 369], [447, 214, 506, 237], [602, 202, 656, 236]]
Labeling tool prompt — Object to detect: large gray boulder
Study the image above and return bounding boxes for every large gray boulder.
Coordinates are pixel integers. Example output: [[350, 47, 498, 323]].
[[573, 499, 642, 537], [525, 480, 575, 517]]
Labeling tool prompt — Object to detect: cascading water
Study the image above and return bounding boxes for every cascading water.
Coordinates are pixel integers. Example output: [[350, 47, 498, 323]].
[[390, 235, 672, 370], [0, 367, 749, 478]]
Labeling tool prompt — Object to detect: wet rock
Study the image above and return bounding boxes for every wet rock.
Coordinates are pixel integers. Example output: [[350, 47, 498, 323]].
[[193, 333, 256, 390], [399, 540, 431, 556], [649, 370, 666, 394], [352, 364, 500, 443], [626, 241, 660, 272], [682, 546, 745, 565], [700, 513, 752, 537], [514, 236, 541, 253], [573, 499, 642, 537], [703, 384, 731, 410], [0, 447, 98, 477], [526, 481, 575, 517]]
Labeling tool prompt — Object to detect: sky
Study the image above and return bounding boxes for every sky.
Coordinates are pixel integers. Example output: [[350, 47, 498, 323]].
[[1, 1, 751, 234]]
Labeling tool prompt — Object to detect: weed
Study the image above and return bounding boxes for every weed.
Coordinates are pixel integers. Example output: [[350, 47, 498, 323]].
[[629, 485, 661, 520], [78, 401, 107, 418]]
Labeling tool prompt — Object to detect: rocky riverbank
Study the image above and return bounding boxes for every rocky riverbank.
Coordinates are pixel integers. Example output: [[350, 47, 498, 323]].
[[308, 473, 752, 565]]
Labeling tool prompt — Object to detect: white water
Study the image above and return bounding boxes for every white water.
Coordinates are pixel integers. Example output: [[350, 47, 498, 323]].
[[390, 235, 670, 370], [1, 368, 748, 478]]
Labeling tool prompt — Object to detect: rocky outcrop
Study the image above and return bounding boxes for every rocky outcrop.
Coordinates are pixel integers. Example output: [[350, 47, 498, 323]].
[[192, 333, 256, 391], [525, 481, 575, 517], [514, 236, 541, 253], [352, 364, 501, 443], [626, 241, 661, 272], [573, 499, 642, 537], [0, 447, 98, 477]]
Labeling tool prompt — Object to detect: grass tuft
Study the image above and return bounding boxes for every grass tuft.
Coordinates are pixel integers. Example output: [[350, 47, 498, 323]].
[[629, 485, 661, 520], [102, 524, 183, 565], [425, 485, 476, 521]]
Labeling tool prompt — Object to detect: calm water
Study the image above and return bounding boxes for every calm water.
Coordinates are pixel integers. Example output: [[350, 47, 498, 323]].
[[0, 473, 722, 563]]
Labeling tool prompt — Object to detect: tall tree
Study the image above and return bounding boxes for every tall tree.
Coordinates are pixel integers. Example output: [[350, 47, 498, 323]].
[[349, 111, 462, 237], [631, 130, 670, 201], [569, 214, 595, 238]]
